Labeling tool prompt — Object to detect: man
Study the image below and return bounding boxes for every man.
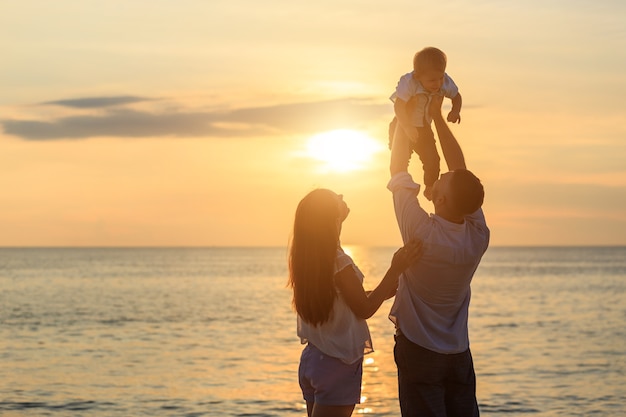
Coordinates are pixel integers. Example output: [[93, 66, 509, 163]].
[[388, 94, 490, 417]]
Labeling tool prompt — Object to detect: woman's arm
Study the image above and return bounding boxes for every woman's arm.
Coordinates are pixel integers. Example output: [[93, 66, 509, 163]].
[[334, 241, 422, 319]]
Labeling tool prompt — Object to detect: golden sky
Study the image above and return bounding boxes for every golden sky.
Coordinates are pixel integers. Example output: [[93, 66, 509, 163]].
[[1, 0, 625, 246]]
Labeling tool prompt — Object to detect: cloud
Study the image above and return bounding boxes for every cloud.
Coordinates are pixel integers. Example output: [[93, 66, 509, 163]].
[[225, 99, 388, 131], [3, 109, 231, 140], [2, 97, 390, 140], [42, 96, 151, 108]]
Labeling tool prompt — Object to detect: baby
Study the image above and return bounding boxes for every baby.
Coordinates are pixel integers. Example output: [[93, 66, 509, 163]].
[[389, 47, 462, 200]]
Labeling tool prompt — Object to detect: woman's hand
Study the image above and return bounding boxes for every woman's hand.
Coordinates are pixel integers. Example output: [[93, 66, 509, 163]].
[[391, 240, 423, 272]]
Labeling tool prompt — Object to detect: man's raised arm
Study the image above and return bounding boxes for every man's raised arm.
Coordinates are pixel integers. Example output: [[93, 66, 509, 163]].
[[389, 101, 413, 176], [429, 95, 466, 171]]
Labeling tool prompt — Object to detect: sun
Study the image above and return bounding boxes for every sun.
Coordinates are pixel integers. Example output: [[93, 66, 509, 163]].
[[306, 129, 384, 172]]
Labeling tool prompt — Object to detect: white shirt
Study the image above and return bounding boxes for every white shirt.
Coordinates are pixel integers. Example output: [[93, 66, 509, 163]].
[[390, 72, 459, 127], [297, 248, 373, 364], [387, 172, 489, 354]]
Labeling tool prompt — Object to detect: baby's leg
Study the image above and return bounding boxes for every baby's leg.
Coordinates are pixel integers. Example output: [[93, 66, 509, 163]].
[[413, 126, 440, 198]]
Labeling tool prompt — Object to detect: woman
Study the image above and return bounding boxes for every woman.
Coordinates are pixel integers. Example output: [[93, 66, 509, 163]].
[[288, 189, 421, 417]]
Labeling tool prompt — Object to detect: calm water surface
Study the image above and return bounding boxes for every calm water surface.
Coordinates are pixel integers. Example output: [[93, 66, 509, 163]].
[[0, 247, 625, 416]]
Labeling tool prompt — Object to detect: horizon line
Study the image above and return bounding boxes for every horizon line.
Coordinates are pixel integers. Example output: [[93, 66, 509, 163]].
[[1, 245, 625, 249]]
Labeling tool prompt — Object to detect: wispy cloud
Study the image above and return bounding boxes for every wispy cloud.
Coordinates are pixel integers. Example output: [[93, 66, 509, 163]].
[[42, 95, 151, 108], [3, 96, 389, 140]]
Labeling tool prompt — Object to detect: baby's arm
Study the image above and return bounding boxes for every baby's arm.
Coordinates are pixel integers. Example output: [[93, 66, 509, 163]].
[[394, 98, 419, 142], [447, 92, 462, 124]]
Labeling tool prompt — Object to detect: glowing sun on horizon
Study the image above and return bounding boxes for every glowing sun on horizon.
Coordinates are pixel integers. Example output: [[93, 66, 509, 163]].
[[306, 129, 384, 172]]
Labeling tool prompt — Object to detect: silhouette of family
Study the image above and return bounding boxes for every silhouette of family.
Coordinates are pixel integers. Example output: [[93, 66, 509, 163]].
[[289, 47, 490, 417]]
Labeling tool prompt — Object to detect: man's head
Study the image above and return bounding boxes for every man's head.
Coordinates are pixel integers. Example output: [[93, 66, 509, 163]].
[[432, 169, 484, 220], [412, 47, 447, 93]]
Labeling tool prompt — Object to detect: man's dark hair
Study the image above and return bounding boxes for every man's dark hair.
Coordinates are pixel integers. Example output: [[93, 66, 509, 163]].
[[449, 169, 484, 215]]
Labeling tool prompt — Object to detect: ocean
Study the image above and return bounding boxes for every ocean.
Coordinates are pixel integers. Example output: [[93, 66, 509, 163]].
[[0, 246, 625, 416]]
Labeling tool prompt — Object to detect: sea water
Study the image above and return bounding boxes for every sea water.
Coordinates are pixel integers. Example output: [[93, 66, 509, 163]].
[[0, 246, 624, 416]]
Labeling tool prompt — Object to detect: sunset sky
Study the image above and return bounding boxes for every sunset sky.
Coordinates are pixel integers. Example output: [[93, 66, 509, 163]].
[[1, 0, 625, 247]]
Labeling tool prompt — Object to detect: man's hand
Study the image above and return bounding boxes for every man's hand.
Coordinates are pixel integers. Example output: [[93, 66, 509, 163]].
[[429, 95, 445, 120]]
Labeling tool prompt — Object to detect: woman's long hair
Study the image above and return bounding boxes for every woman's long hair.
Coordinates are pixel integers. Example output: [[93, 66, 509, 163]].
[[288, 189, 340, 326]]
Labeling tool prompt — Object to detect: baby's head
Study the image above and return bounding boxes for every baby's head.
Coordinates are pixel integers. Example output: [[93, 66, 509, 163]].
[[412, 47, 447, 93]]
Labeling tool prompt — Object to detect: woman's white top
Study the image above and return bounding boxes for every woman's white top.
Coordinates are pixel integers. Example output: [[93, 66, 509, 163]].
[[297, 247, 373, 364]]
